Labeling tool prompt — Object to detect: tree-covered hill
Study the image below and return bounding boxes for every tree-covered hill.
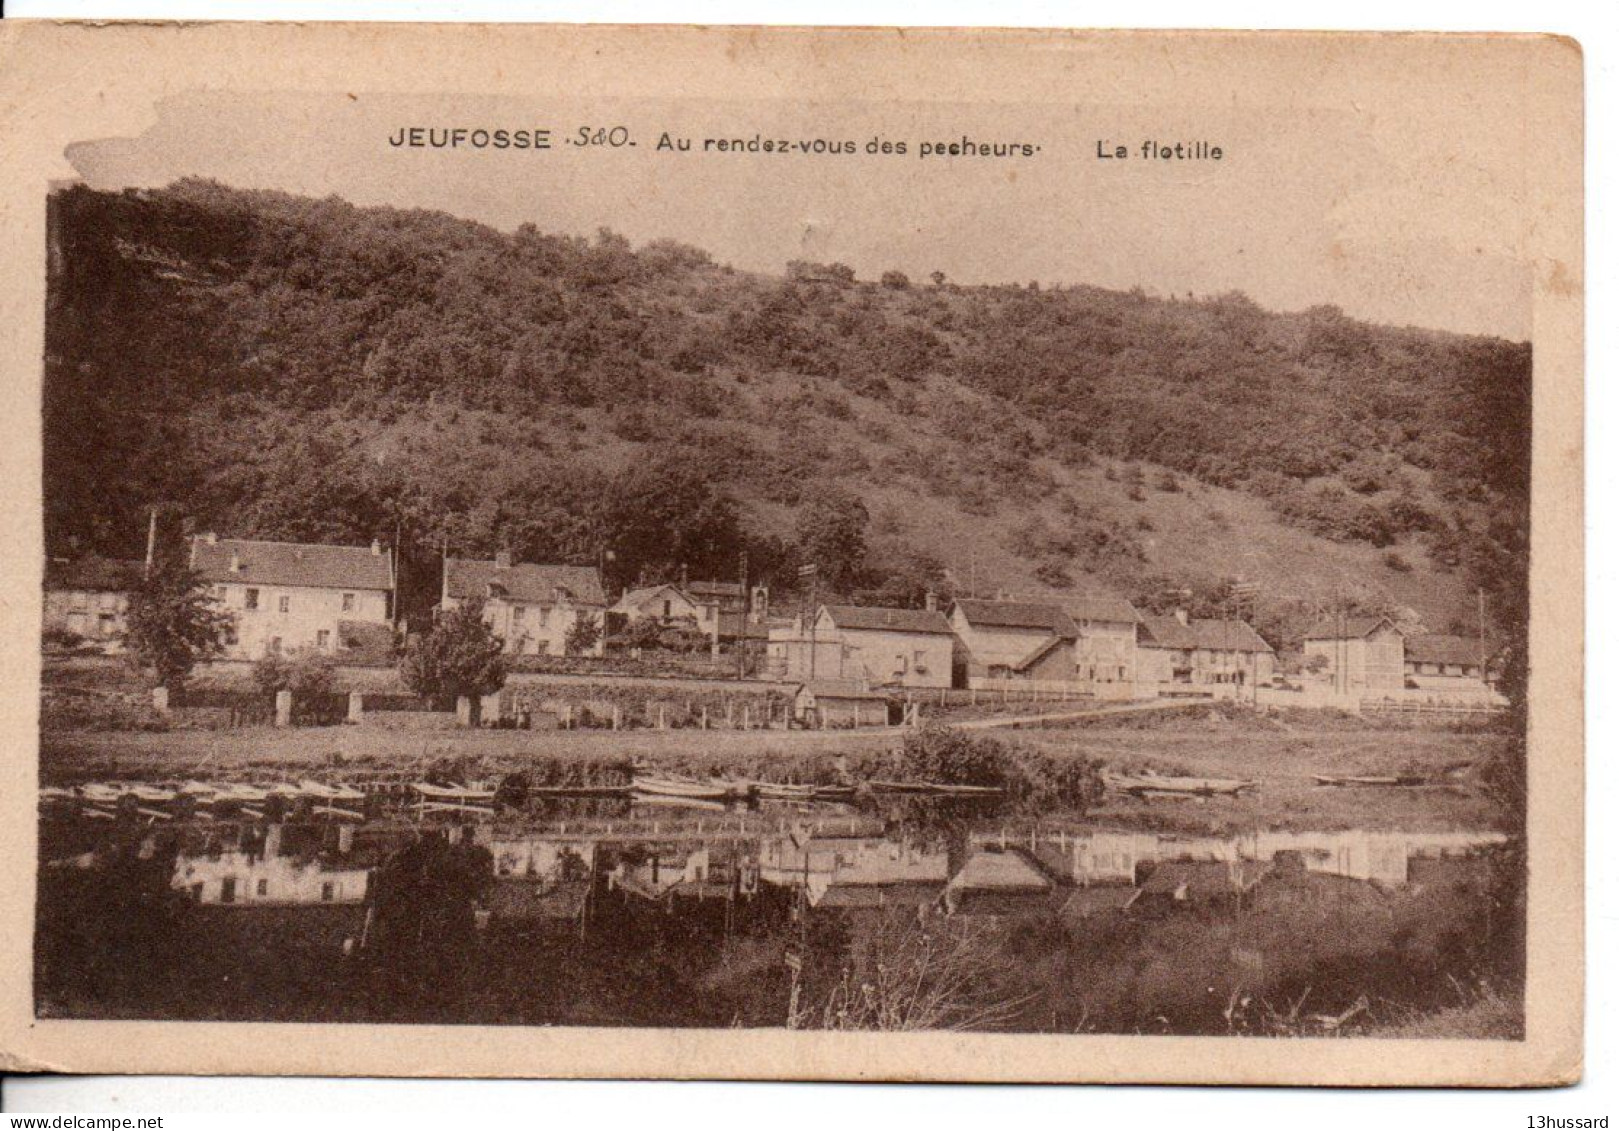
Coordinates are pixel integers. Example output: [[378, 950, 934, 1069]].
[[43, 180, 1529, 645]]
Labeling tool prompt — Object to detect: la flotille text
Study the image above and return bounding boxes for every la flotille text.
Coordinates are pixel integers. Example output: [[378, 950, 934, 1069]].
[[1097, 139, 1224, 160]]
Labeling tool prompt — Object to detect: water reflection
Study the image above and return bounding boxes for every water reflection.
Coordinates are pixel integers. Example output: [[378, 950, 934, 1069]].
[[35, 792, 1516, 1035]]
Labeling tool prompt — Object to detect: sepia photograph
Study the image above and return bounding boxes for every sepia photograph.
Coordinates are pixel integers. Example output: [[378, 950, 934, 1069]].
[[0, 21, 1583, 1085]]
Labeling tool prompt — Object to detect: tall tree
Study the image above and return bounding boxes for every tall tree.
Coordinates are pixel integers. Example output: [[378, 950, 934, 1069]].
[[123, 561, 232, 689], [398, 600, 507, 712]]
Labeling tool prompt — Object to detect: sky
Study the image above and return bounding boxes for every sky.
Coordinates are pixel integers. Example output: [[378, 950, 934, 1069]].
[[65, 85, 1534, 339]]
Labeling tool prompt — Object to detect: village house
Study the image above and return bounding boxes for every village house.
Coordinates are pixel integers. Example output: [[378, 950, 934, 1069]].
[[42, 556, 144, 647], [442, 553, 606, 657], [947, 598, 1082, 690], [792, 680, 892, 728], [191, 534, 394, 660], [1402, 633, 1497, 691], [688, 579, 772, 646], [1063, 594, 1142, 698], [1300, 616, 1407, 693], [609, 581, 726, 654], [1136, 609, 1275, 694], [796, 604, 955, 689]]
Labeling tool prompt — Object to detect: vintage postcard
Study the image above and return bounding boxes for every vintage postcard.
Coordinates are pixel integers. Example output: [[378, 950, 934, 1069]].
[[0, 22, 1583, 1084]]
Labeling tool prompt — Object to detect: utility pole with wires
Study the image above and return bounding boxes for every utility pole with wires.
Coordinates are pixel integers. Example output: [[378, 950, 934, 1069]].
[[798, 563, 820, 682], [737, 549, 749, 680]]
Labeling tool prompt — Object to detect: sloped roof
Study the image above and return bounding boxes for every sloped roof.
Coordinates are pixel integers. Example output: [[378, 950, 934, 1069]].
[[44, 557, 144, 593], [823, 604, 953, 635], [446, 559, 604, 606], [950, 599, 1080, 639], [947, 851, 1051, 892], [191, 537, 393, 592], [1302, 616, 1397, 641], [1012, 634, 1073, 672], [1405, 634, 1489, 666], [1061, 595, 1142, 625], [613, 583, 693, 611], [1140, 615, 1273, 653], [818, 882, 944, 908]]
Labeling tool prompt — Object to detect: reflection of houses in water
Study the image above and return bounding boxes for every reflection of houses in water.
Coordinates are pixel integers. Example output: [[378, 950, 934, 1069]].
[[172, 850, 370, 906], [1057, 828, 1508, 889], [611, 844, 759, 904], [759, 835, 949, 908], [942, 849, 1054, 916], [489, 836, 596, 880], [482, 837, 599, 933]]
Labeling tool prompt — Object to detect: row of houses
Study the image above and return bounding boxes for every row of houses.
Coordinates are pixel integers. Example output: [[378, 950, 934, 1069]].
[[43, 538, 768, 664], [43, 533, 1499, 700], [765, 595, 1277, 698]]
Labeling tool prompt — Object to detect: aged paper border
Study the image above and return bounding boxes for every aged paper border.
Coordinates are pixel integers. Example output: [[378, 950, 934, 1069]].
[[0, 21, 1584, 1085]]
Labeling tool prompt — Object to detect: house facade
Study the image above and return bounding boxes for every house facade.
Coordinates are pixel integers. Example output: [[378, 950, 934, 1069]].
[[807, 604, 955, 689], [1403, 633, 1495, 691], [191, 535, 394, 660], [1063, 594, 1142, 698], [43, 556, 143, 646], [610, 582, 720, 644], [1137, 610, 1275, 693], [948, 598, 1081, 690], [1301, 616, 1406, 692], [442, 554, 605, 657]]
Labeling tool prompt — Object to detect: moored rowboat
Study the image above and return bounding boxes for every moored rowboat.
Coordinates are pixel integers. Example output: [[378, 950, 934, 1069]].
[[1104, 773, 1255, 797], [413, 781, 497, 802], [631, 775, 732, 801]]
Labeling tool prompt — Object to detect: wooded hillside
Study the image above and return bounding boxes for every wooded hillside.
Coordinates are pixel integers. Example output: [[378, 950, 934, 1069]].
[[43, 181, 1529, 646]]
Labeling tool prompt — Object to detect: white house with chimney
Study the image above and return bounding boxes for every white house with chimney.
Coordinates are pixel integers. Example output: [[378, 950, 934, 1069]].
[[190, 534, 395, 660], [441, 553, 606, 657]]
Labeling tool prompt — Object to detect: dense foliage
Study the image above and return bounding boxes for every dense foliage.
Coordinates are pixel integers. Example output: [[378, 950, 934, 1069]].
[[45, 181, 1529, 645], [398, 601, 508, 707], [122, 561, 231, 688]]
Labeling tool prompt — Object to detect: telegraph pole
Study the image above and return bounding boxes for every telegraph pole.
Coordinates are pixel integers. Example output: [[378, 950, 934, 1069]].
[[798, 563, 819, 681], [737, 550, 749, 679]]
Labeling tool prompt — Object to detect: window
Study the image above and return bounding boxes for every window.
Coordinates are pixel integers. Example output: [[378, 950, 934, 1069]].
[[342, 592, 355, 612], [256, 878, 268, 897], [538, 607, 550, 627], [269, 636, 282, 654], [321, 882, 335, 902], [220, 877, 237, 904], [316, 630, 330, 649], [245, 588, 259, 610], [662, 600, 672, 619], [278, 595, 290, 614], [512, 605, 526, 623]]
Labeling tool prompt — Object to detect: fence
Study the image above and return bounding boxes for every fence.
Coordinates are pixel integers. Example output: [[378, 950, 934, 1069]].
[[169, 687, 275, 728], [1361, 697, 1506, 717]]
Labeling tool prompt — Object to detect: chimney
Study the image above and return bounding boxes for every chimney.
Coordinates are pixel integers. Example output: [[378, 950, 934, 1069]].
[[495, 549, 513, 569], [1174, 608, 1189, 626], [204, 531, 218, 546], [371, 539, 382, 557], [924, 590, 937, 612]]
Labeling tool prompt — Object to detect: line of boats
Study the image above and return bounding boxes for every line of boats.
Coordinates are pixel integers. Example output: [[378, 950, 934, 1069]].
[[40, 773, 1008, 820]]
